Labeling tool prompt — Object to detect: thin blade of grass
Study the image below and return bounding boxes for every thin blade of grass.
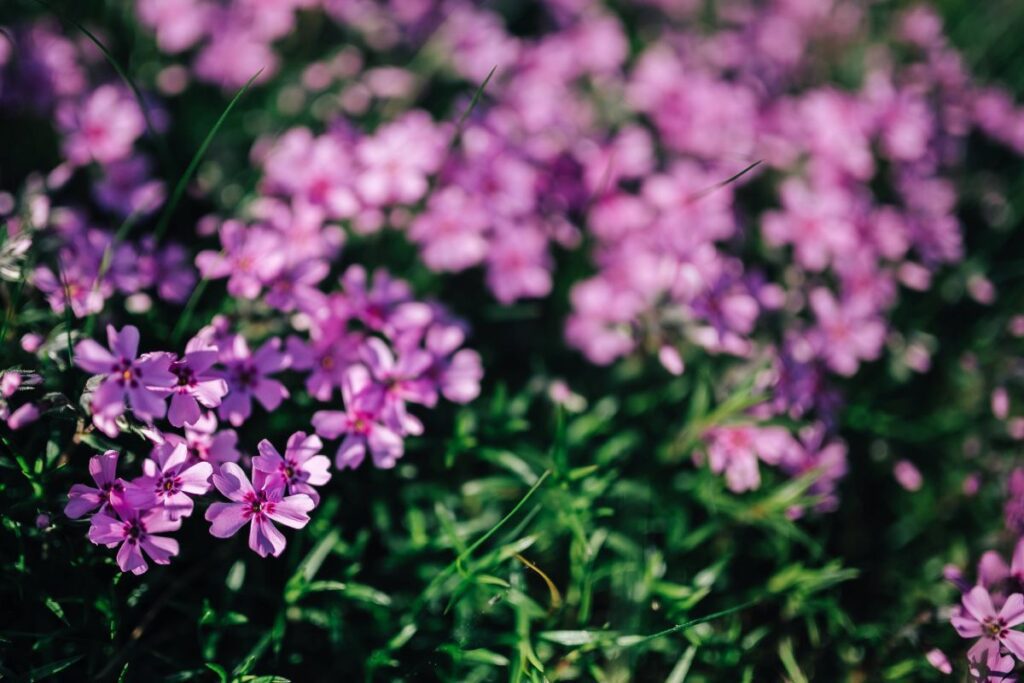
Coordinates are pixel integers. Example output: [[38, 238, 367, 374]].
[[153, 69, 263, 242], [684, 160, 763, 204], [32, 0, 168, 164]]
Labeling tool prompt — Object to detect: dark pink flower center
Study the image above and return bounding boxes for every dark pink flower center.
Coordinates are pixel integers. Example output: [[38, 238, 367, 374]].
[[234, 364, 259, 389], [243, 491, 276, 520], [172, 362, 197, 388], [111, 358, 142, 388], [123, 518, 145, 544], [983, 617, 1008, 639]]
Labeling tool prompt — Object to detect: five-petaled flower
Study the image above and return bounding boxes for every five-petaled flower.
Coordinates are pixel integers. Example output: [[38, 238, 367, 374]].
[[951, 586, 1024, 671], [126, 442, 213, 520], [74, 324, 176, 436], [65, 450, 126, 518], [87, 500, 181, 575], [205, 462, 315, 558], [253, 432, 332, 504]]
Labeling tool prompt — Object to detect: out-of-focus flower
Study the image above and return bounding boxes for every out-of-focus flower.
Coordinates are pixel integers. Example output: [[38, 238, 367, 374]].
[[216, 335, 289, 427], [312, 366, 403, 470]]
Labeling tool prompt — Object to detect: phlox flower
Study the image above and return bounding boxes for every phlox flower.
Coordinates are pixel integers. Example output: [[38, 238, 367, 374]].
[[702, 425, 800, 493], [312, 365, 403, 470], [807, 288, 886, 377], [205, 462, 315, 558], [217, 335, 289, 427], [180, 412, 241, 465], [65, 450, 126, 518], [87, 500, 180, 575], [126, 442, 213, 520], [162, 343, 229, 427], [286, 322, 361, 402], [951, 586, 1024, 671], [423, 322, 483, 404], [74, 325, 176, 436], [354, 111, 446, 206], [56, 84, 145, 166], [360, 337, 436, 435], [340, 265, 433, 337], [253, 432, 331, 504], [195, 220, 286, 299]]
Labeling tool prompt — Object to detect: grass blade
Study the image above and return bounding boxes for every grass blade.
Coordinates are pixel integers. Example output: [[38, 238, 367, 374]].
[[153, 69, 263, 242]]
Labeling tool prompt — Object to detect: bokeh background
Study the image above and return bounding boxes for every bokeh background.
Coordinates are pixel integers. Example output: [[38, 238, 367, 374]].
[[4, 0, 1024, 681]]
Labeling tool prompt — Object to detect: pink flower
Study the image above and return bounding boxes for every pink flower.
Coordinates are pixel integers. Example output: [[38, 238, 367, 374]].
[[195, 221, 286, 299], [65, 450, 126, 519], [423, 322, 483, 404], [74, 325, 176, 436], [216, 335, 290, 427], [253, 432, 332, 504], [6, 402, 39, 429], [702, 425, 800, 493], [408, 186, 490, 272], [205, 462, 315, 558], [925, 648, 952, 675], [158, 412, 240, 466], [136, 0, 209, 53], [951, 586, 1024, 670], [808, 288, 885, 377], [312, 366, 403, 470], [360, 336, 436, 435], [354, 111, 446, 206], [126, 443, 213, 520], [57, 85, 145, 166], [162, 345, 229, 427], [88, 501, 180, 575]]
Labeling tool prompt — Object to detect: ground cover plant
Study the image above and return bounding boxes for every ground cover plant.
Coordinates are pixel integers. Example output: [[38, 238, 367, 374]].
[[4, 0, 1024, 680]]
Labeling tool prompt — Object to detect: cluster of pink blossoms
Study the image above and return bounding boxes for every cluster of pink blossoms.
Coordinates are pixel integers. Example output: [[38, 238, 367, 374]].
[[0, 22, 194, 319], [65, 273, 479, 571], [65, 434, 324, 571]]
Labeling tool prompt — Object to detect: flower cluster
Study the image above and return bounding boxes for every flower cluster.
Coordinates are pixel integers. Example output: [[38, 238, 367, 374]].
[[66, 277, 478, 571], [64, 433, 325, 572], [945, 540, 1024, 680]]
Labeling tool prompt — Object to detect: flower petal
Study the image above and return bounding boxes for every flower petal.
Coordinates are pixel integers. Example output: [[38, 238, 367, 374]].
[[205, 502, 249, 538], [267, 494, 314, 529], [212, 462, 254, 501]]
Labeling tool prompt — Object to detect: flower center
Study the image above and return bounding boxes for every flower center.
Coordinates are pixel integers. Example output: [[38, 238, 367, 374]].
[[984, 618, 1006, 638]]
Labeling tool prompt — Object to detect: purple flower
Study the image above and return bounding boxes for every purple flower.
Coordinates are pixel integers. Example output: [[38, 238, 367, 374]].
[[217, 335, 290, 427], [312, 366, 403, 470], [88, 501, 180, 575], [286, 328, 359, 403], [74, 325, 176, 436], [205, 462, 315, 558], [162, 344, 228, 427], [126, 443, 213, 520], [423, 322, 483, 404], [65, 450, 126, 519], [702, 425, 800, 493], [195, 220, 285, 299], [360, 337, 436, 435], [253, 432, 331, 504], [340, 265, 432, 337], [808, 288, 886, 377], [951, 586, 1024, 671], [57, 84, 145, 166]]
